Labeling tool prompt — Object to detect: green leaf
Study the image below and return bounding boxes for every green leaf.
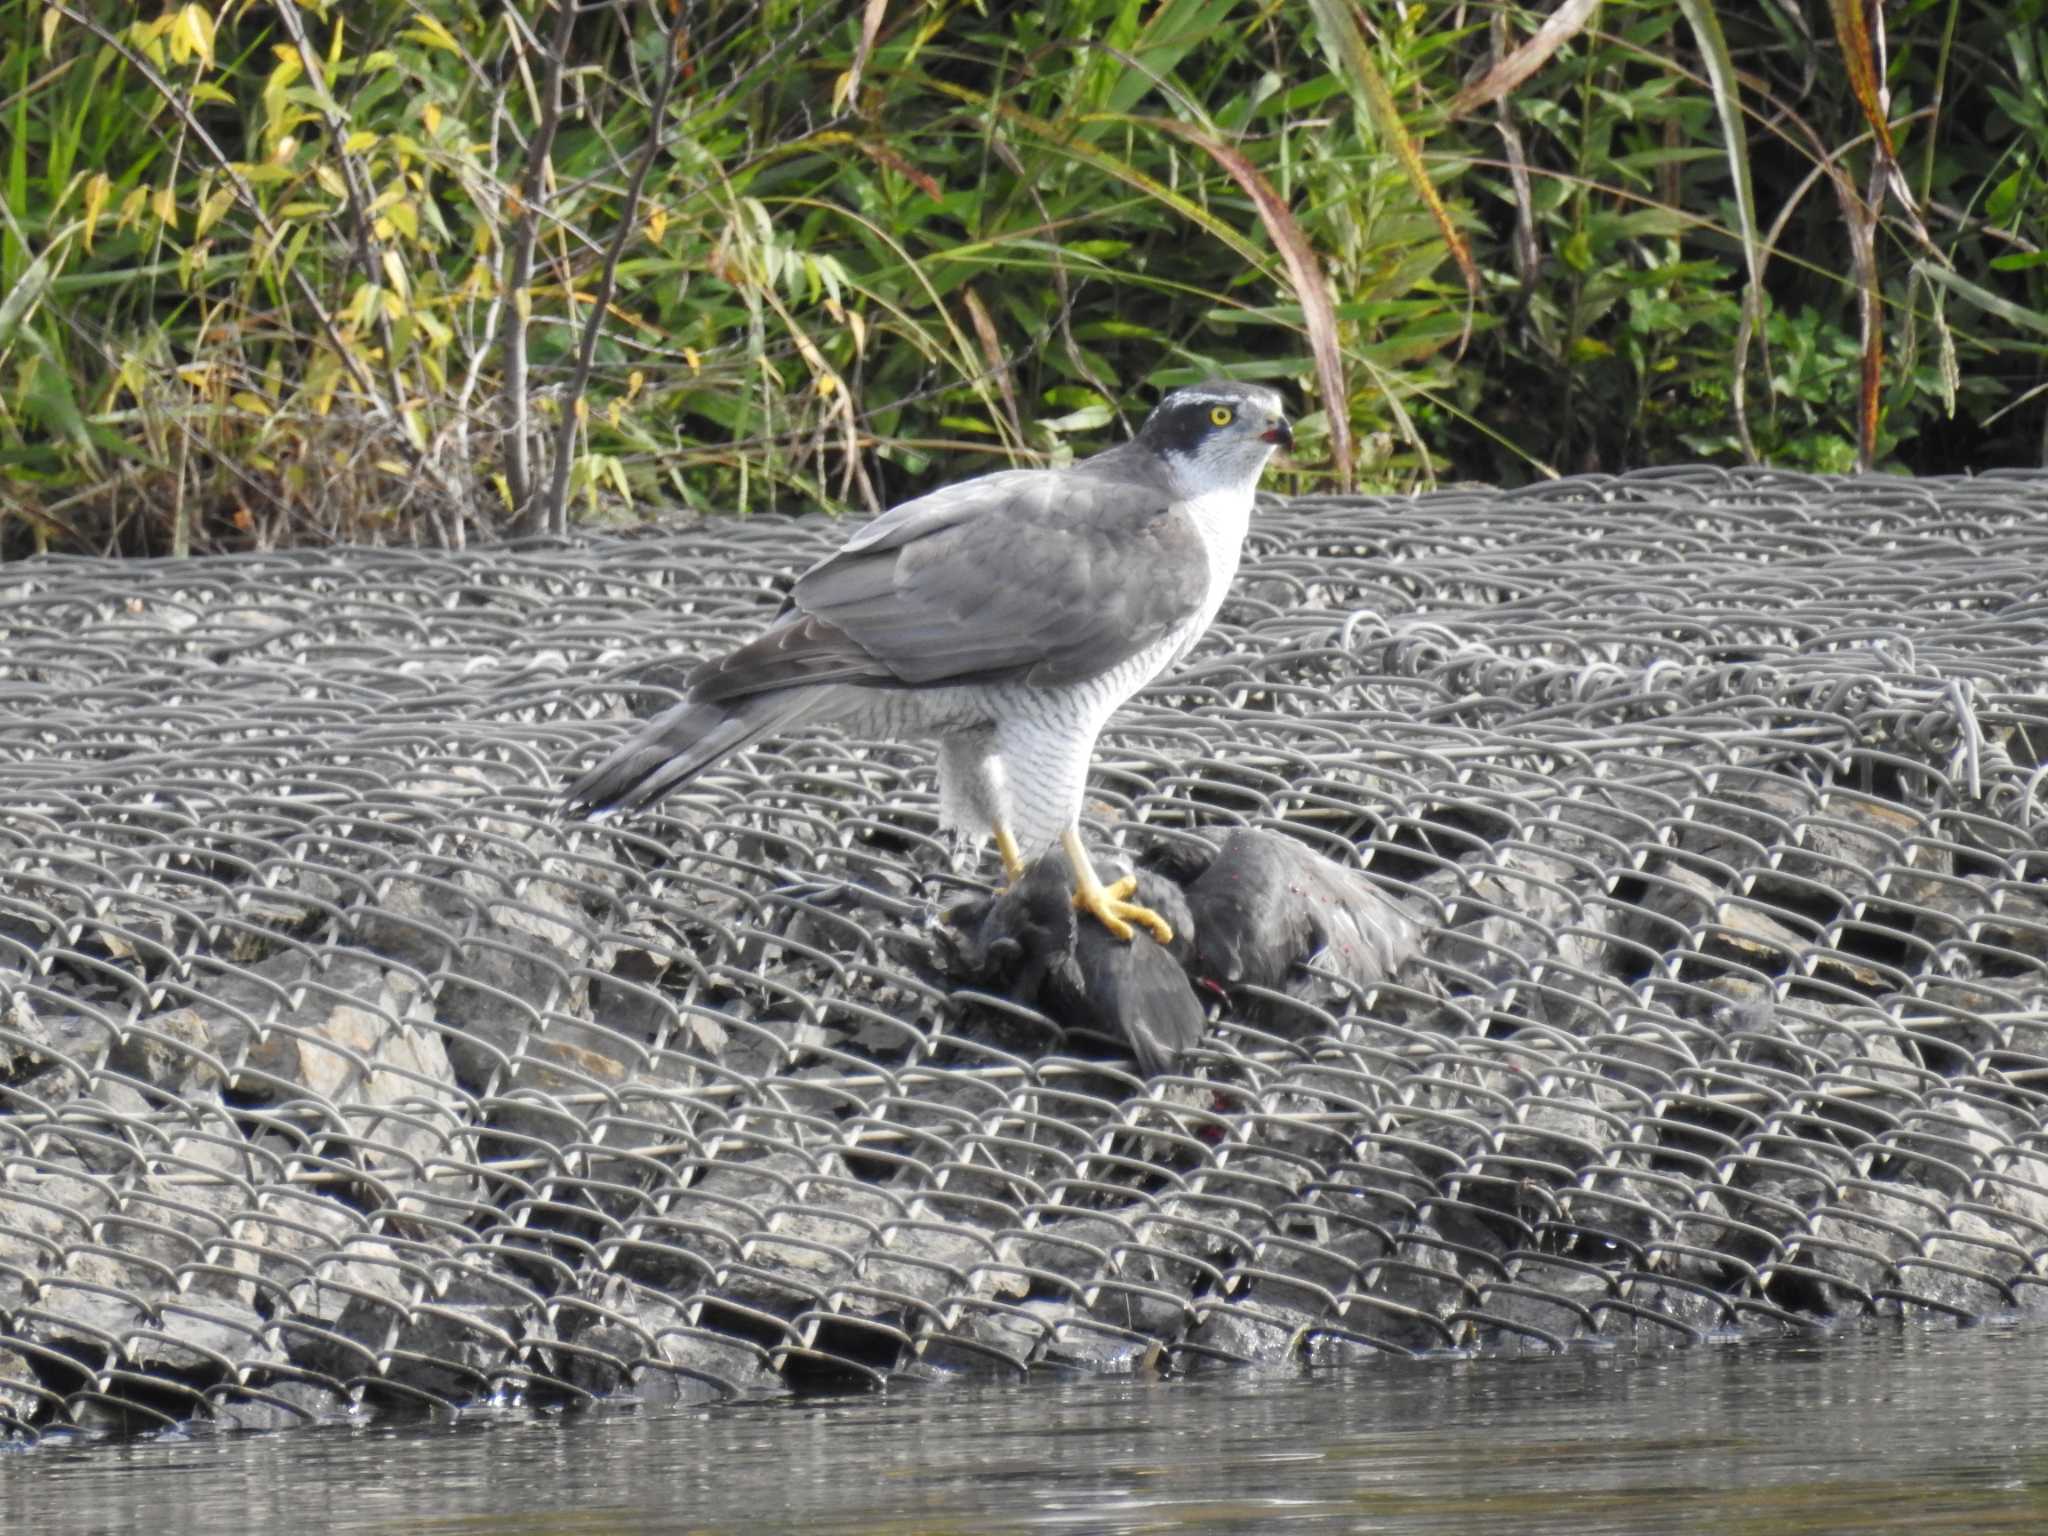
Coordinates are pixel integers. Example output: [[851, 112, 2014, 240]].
[[1986, 169, 2022, 225], [0, 241, 60, 352], [1915, 260, 2048, 338]]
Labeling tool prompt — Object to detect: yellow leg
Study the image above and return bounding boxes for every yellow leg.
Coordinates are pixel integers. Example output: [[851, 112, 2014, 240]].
[[993, 822, 1026, 884], [1061, 825, 1173, 945]]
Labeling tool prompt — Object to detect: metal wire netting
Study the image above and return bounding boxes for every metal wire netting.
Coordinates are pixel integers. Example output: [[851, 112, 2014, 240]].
[[5, 465, 2048, 1439]]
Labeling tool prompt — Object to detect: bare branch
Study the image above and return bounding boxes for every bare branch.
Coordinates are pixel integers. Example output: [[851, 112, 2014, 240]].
[[270, 0, 454, 547], [503, 0, 582, 534], [540, 2, 685, 537]]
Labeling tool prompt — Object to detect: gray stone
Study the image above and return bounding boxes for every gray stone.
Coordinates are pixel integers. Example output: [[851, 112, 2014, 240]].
[[207, 1377, 354, 1431], [1184, 1297, 1307, 1365], [132, 1297, 282, 1377], [0, 1343, 55, 1423]]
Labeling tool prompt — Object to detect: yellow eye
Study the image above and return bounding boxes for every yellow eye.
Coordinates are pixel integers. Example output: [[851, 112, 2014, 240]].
[[1208, 405, 1234, 427]]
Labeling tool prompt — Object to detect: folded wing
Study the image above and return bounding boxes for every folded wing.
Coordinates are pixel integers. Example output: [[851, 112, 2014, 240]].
[[689, 460, 1212, 704]]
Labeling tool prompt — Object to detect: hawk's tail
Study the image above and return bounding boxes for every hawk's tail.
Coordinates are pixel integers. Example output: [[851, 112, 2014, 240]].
[[564, 689, 826, 816]]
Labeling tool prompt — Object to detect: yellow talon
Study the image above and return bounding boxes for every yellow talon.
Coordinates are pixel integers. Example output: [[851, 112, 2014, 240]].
[[1074, 873, 1174, 945], [1062, 826, 1172, 944], [994, 824, 1026, 883]]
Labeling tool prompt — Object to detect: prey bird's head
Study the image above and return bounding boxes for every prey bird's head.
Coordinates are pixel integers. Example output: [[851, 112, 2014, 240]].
[[1136, 379, 1292, 495]]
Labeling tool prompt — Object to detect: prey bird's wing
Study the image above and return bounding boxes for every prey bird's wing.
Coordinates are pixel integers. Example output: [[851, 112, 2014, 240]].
[[688, 458, 1211, 703]]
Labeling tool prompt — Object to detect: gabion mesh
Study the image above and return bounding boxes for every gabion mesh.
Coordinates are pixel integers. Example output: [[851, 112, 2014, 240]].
[[5, 465, 2048, 1439]]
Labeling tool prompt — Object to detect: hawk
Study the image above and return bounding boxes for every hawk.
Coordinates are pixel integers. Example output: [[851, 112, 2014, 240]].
[[566, 379, 1292, 945]]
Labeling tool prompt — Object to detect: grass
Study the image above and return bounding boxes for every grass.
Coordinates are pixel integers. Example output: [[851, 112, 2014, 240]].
[[1, 0, 2043, 557]]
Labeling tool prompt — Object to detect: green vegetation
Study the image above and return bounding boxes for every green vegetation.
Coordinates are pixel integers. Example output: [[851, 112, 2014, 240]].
[[2, 0, 2044, 555]]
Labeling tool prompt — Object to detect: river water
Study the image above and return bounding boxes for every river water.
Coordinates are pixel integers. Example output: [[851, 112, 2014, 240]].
[[14, 1321, 2048, 1534]]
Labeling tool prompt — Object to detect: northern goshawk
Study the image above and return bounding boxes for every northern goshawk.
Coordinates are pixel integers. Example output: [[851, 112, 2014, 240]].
[[566, 379, 1292, 944]]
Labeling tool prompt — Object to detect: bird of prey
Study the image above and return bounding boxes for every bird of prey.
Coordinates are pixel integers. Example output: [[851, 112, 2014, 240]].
[[565, 378, 1291, 946]]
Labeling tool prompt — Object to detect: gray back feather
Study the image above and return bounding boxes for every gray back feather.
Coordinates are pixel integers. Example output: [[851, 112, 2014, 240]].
[[690, 445, 1211, 702]]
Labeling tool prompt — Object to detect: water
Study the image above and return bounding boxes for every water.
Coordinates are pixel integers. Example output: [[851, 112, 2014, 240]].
[[14, 1323, 2048, 1534]]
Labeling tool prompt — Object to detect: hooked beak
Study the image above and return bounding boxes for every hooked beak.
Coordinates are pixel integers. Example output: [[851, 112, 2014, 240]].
[[1262, 417, 1294, 450]]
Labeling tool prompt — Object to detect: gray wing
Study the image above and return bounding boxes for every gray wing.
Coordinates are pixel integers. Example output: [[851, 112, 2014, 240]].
[[689, 457, 1211, 703]]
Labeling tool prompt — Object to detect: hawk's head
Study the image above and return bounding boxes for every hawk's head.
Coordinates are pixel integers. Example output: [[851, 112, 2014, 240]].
[[1137, 380, 1293, 494]]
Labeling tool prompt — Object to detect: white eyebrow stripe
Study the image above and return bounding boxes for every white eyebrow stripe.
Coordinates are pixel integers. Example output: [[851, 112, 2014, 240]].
[[1172, 388, 1284, 411]]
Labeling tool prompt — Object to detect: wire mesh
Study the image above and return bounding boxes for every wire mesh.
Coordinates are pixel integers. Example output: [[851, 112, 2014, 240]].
[[5, 465, 2048, 1439]]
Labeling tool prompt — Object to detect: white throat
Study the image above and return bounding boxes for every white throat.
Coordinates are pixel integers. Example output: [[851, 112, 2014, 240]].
[[1178, 481, 1258, 621]]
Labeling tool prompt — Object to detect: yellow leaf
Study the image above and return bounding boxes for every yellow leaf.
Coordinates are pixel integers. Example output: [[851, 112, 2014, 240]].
[[817, 373, 839, 397], [82, 173, 111, 253], [307, 354, 338, 416], [574, 395, 588, 425], [171, 2, 215, 66], [847, 310, 867, 357], [231, 391, 272, 417], [683, 347, 701, 374], [41, 5, 59, 53], [251, 220, 289, 277], [608, 399, 623, 429], [645, 205, 667, 245], [381, 249, 409, 297], [264, 53, 304, 150], [116, 354, 150, 405], [313, 164, 348, 200], [375, 460, 410, 476], [194, 186, 236, 240], [344, 130, 378, 155], [152, 184, 180, 228], [403, 13, 461, 52], [117, 185, 148, 233], [422, 103, 442, 136], [627, 370, 645, 401], [384, 198, 418, 240], [127, 15, 170, 68]]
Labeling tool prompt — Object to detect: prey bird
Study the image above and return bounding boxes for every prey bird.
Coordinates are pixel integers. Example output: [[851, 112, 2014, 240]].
[[565, 379, 1292, 945]]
